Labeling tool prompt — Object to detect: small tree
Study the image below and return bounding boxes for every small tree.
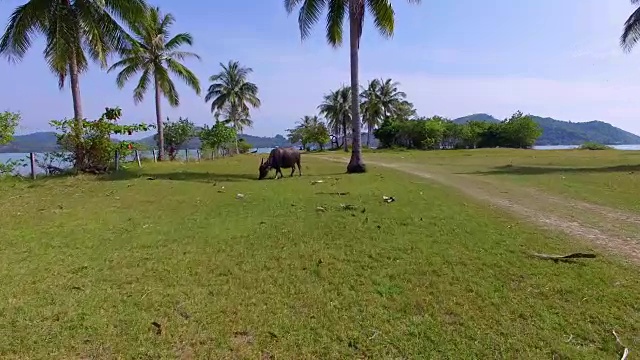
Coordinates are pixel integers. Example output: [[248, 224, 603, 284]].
[[157, 117, 196, 160], [199, 120, 236, 158], [500, 111, 542, 148], [0, 111, 20, 146], [0, 111, 22, 175], [50, 107, 153, 173]]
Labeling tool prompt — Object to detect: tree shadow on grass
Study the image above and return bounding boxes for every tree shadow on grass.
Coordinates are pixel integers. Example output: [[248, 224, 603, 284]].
[[100, 168, 258, 183], [468, 164, 640, 176]]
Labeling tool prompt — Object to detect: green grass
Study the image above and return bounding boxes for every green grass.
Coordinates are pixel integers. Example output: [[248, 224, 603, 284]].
[[1, 155, 639, 358], [351, 148, 640, 213]]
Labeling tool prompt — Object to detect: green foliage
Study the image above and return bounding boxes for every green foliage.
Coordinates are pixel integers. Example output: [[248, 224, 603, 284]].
[[579, 142, 613, 150], [157, 117, 196, 160], [0, 111, 20, 146], [0, 0, 147, 85], [287, 116, 331, 151], [234, 139, 253, 154], [49, 107, 153, 172], [499, 111, 542, 148], [375, 111, 543, 150], [319, 86, 351, 150], [0, 158, 25, 176], [199, 120, 237, 156]]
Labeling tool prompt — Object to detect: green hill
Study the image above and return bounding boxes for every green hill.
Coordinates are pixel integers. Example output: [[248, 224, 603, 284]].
[[453, 114, 640, 145]]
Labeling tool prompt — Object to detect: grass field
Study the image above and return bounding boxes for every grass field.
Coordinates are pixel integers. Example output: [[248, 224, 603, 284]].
[[350, 148, 640, 213], [1, 154, 639, 358]]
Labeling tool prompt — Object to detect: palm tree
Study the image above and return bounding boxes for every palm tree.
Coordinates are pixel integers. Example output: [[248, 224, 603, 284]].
[[0, 0, 147, 167], [205, 60, 260, 154], [360, 79, 383, 147], [284, 0, 421, 173], [378, 78, 407, 118], [621, 1, 640, 52], [319, 86, 351, 152], [108, 7, 201, 161]]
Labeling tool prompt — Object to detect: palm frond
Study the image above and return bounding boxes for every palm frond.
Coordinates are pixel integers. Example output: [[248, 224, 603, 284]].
[[366, 0, 394, 38], [621, 6, 640, 52], [165, 33, 193, 51], [133, 67, 151, 104], [166, 58, 201, 95], [0, 0, 49, 62], [297, 0, 327, 40], [325, 0, 346, 46]]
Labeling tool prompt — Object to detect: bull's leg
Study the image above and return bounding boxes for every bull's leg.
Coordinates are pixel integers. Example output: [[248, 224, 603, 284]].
[[297, 159, 302, 176], [290, 166, 295, 177], [274, 167, 282, 179]]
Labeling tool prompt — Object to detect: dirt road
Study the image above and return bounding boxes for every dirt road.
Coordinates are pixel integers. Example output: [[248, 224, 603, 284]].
[[321, 156, 640, 264]]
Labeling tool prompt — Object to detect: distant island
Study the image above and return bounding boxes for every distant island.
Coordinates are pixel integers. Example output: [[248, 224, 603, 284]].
[[2, 114, 639, 153], [454, 114, 640, 146]]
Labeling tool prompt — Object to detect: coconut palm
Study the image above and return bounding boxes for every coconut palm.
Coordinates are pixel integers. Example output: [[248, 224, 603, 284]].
[[360, 79, 383, 147], [319, 86, 351, 152], [0, 0, 147, 167], [108, 6, 201, 161], [205, 60, 260, 154], [621, 1, 640, 51], [284, 0, 421, 173], [378, 78, 407, 118]]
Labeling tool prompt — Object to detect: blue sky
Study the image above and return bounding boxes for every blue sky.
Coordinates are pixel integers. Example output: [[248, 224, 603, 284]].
[[2, 0, 640, 137]]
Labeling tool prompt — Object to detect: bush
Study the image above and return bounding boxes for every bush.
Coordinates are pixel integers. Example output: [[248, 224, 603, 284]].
[[578, 142, 612, 150], [50, 107, 154, 173]]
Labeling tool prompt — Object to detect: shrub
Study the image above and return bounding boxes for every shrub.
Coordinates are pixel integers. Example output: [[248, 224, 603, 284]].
[[50, 107, 154, 173], [578, 142, 612, 150]]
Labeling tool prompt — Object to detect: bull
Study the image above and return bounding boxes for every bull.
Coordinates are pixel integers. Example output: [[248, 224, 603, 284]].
[[258, 147, 302, 180]]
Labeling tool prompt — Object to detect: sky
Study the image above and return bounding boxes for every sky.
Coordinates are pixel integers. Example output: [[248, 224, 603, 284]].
[[2, 0, 640, 137]]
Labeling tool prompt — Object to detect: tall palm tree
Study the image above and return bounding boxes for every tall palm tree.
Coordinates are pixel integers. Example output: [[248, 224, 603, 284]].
[[205, 60, 260, 154], [360, 79, 383, 147], [319, 86, 351, 152], [108, 6, 201, 161], [378, 78, 407, 118], [284, 0, 421, 173], [0, 0, 147, 167], [621, 1, 640, 52]]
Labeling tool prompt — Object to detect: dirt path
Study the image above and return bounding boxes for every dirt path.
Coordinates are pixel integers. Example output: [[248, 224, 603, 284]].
[[321, 156, 640, 264]]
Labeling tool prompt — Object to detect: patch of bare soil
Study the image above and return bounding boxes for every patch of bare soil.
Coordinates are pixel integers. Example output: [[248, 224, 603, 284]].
[[321, 156, 640, 264]]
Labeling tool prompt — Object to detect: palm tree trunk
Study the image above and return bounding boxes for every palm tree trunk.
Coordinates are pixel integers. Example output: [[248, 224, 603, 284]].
[[367, 126, 371, 148], [154, 74, 165, 161], [68, 58, 84, 171], [346, 0, 366, 173], [343, 117, 348, 152]]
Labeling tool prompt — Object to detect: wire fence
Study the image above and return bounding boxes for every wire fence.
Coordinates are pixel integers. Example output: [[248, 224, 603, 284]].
[[0, 148, 273, 178]]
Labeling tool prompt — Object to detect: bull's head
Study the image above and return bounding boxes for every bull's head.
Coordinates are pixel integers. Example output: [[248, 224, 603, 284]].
[[258, 157, 270, 180]]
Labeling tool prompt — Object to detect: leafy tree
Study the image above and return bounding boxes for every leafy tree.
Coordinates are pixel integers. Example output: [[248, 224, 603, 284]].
[[0, 0, 147, 168], [199, 120, 237, 157], [50, 107, 153, 173], [319, 86, 351, 151], [287, 115, 331, 151], [205, 60, 261, 154], [500, 111, 542, 148], [285, 0, 422, 173], [108, 6, 201, 161], [0, 111, 20, 146], [156, 117, 196, 160]]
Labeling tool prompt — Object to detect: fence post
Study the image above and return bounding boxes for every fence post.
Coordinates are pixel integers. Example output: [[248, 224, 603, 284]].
[[152, 149, 157, 162], [184, 149, 188, 162], [211, 150, 214, 160], [196, 149, 201, 162], [135, 149, 142, 168], [30, 152, 36, 179], [115, 150, 120, 171]]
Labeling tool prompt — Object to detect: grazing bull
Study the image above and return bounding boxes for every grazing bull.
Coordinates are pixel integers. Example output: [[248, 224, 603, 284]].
[[258, 147, 302, 180]]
